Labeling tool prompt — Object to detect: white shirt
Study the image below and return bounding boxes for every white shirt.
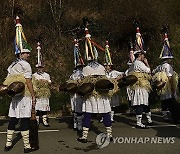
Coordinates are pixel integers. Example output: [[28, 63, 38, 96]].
[[152, 62, 173, 77], [106, 70, 124, 79], [69, 69, 84, 80], [33, 72, 51, 83], [128, 59, 150, 106], [152, 61, 174, 100], [83, 61, 105, 76], [7, 58, 33, 118], [7, 59, 32, 78], [129, 59, 151, 73]]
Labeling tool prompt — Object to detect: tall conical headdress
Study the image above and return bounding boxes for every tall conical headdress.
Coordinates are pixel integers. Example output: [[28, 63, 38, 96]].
[[104, 41, 113, 65], [73, 39, 85, 67], [14, 16, 32, 54], [36, 42, 44, 67], [84, 28, 98, 61], [159, 33, 173, 59], [134, 27, 146, 55], [127, 42, 135, 65]]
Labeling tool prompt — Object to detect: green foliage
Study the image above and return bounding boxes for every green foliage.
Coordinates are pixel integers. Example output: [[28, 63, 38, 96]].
[[119, 103, 129, 112], [151, 101, 161, 109], [0, 96, 11, 116], [49, 90, 70, 112]]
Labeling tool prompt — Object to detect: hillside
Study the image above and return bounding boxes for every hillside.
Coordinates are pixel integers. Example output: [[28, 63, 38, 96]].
[[0, 0, 180, 114]]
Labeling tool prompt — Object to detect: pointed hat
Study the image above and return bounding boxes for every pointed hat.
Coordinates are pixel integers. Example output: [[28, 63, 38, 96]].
[[84, 28, 98, 61], [73, 39, 85, 68], [134, 27, 146, 55], [14, 16, 32, 54], [36, 42, 44, 68], [104, 41, 113, 65], [159, 33, 173, 59], [127, 42, 135, 65]]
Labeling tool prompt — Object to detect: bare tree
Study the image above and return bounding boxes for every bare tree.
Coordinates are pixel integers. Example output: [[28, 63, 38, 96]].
[[46, 0, 63, 38], [12, 0, 15, 17]]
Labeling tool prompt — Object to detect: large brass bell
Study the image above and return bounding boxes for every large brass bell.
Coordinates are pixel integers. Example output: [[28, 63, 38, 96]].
[[59, 82, 78, 93], [154, 80, 166, 90], [66, 83, 78, 93], [118, 75, 138, 88], [7, 82, 25, 97], [77, 83, 94, 96], [95, 79, 114, 92]]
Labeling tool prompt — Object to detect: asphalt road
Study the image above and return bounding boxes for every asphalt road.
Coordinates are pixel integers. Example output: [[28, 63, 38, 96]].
[[0, 113, 180, 154]]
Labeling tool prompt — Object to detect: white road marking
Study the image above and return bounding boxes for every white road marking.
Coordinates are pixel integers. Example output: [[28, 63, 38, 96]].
[[0, 129, 59, 134], [38, 130, 59, 133], [131, 124, 178, 129], [148, 124, 177, 128]]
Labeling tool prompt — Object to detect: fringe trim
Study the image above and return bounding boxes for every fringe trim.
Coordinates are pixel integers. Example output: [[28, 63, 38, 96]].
[[3, 74, 31, 96], [33, 78, 51, 98], [79, 75, 119, 98], [66, 79, 79, 85], [152, 71, 178, 95], [129, 72, 152, 93], [108, 78, 119, 97]]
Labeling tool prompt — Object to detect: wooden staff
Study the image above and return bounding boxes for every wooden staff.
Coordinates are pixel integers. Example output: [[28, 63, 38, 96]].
[[29, 107, 39, 150]]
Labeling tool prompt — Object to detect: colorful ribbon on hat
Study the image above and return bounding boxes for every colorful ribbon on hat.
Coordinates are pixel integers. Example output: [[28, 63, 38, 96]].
[[36, 42, 44, 67], [159, 33, 172, 59], [130, 43, 135, 62], [90, 40, 105, 51], [104, 41, 112, 65], [135, 27, 145, 52], [85, 38, 107, 60], [85, 28, 105, 60], [85, 37, 95, 60], [15, 17, 32, 54], [74, 40, 85, 67]]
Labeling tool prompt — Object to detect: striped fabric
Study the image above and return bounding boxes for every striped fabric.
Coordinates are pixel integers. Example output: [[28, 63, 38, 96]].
[[70, 69, 84, 113], [82, 63, 111, 113], [129, 60, 150, 106], [82, 96, 111, 113], [152, 62, 176, 100], [106, 70, 124, 107]]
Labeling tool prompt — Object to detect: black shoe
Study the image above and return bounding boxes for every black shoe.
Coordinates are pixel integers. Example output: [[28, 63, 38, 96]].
[[24, 147, 38, 153], [136, 125, 149, 129], [4, 145, 13, 152], [77, 137, 87, 143]]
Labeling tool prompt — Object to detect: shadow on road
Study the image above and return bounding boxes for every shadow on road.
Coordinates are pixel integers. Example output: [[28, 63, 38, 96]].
[[12, 132, 22, 147], [56, 116, 73, 129], [115, 112, 180, 139]]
